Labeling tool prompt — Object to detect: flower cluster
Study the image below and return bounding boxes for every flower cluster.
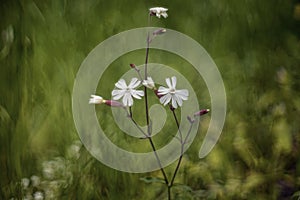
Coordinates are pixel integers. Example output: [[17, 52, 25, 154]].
[[149, 7, 168, 18], [90, 76, 189, 109]]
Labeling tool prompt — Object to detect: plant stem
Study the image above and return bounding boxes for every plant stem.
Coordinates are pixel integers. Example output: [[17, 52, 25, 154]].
[[169, 109, 194, 188], [171, 108, 183, 141], [168, 185, 171, 200], [148, 137, 169, 185], [170, 147, 184, 187], [143, 16, 170, 198], [144, 33, 150, 127], [127, 108, 148, 137]]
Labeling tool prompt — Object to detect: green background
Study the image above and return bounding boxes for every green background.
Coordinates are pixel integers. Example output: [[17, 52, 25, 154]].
[[1, 0, 300, 199]]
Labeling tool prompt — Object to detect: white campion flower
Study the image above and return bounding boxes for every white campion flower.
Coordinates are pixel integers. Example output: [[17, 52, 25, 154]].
[[112, 78, 144, 106], [149, 7, 168, 18], [33, 191, 44, 200], [157, 76, 189, 108], [89, 95, 104, 104], [142, 77, 155, 89]]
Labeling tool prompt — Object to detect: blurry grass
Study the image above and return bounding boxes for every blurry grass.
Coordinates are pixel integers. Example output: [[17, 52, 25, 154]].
[[1, 0, 300, 199]]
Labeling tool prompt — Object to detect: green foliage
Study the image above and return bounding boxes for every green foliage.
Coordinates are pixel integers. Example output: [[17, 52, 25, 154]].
[[1, 0, 300, 199]]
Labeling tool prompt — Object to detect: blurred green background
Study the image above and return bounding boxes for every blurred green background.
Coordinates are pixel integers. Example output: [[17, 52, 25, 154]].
[[1, 0, 300, 199]]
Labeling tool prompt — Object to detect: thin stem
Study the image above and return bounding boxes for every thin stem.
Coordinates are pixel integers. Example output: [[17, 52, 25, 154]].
[[168, 185, 171, 200], [170, 146, 184, 187], [127, 107, 148, 137], [144, 33, 150, 127], [183, 121, 195, 145], [144, 13, 170, 198], [169, 110, 195, 188], [135, 68, 143, 81], [171, 109, 183, 142], [148, 137, 169, 185]]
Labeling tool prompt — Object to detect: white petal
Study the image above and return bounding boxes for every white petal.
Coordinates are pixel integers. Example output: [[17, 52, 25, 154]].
[[157, 86, 170, 95], [176, 89, 189, 100], [115, 79, 127, 89], [144, 77, 155, 88], [131, 90, 144, 99], [123, 93, 133, 106], [165, 77, 172, 89], [91, 95, 101, 98], [174, 94, 183, 107], [171, 96, 178, 108], [171, 76, 177, 89], [112, 89, 125, 100], [160, 94, 171, 106], [161, 12, 168, 18], [128, 77, 140, 88], [147, 77, 154, 82]]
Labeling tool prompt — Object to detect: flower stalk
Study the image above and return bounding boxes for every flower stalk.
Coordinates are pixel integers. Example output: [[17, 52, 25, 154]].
[[88, 7, 211, 200]]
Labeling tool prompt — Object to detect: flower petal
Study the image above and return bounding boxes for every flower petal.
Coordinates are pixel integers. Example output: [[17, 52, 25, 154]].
[[160, 94, 171, 106], [112, 89, 125, 100], [157, 86, 169, 95], [174, 94, 183, 107], [171, 76, 177, 89], [128, 77, 140, 88], [165, 77, 172, 89], [131, 90, 144, 99], [115, 79, 127, 89], [161, 12, 168, 18], [171, 96, 178, 108], [123, 92, 133, 106], [176, 89, 189, 100]]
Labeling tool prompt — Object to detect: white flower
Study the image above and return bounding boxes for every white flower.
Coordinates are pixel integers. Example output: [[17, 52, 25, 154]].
[[157, 76, 189, 108], [142, 77, 155, 89], [21, 178, 30, 189], [30, 175, 40, 187], [89, 95, 104, 104], [149, 7, 168, 18], [33, 191, 44, 200], [112, 78, 144, 106]]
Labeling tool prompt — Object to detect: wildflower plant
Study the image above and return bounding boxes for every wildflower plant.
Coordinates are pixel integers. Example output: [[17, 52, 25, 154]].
[[89, 7, 210, 200]]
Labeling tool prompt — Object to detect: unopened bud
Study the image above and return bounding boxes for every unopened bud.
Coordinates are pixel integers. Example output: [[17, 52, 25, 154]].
[[194, 109, 210, 116], [142, 77, 155, 89], [153, 28, 166, 36], [187, 116, 195, 123], [130, 63, 136, 68]]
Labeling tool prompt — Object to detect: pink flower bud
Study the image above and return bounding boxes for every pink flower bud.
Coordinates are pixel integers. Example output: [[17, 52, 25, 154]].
[[104, 100, 124, 107], [130, 63, 136, 68], [194, 109, 210, 116]]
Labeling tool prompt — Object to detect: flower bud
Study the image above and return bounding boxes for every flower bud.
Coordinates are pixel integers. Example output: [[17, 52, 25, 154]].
[[187, 116, 195, 123], [194, 109, 210, 116], [89, 95, 104, 104], [130, 63, 136, 68], [153, 28, 166, 36], [142, 77, 155, 89], [104, 100, 124, 107]]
